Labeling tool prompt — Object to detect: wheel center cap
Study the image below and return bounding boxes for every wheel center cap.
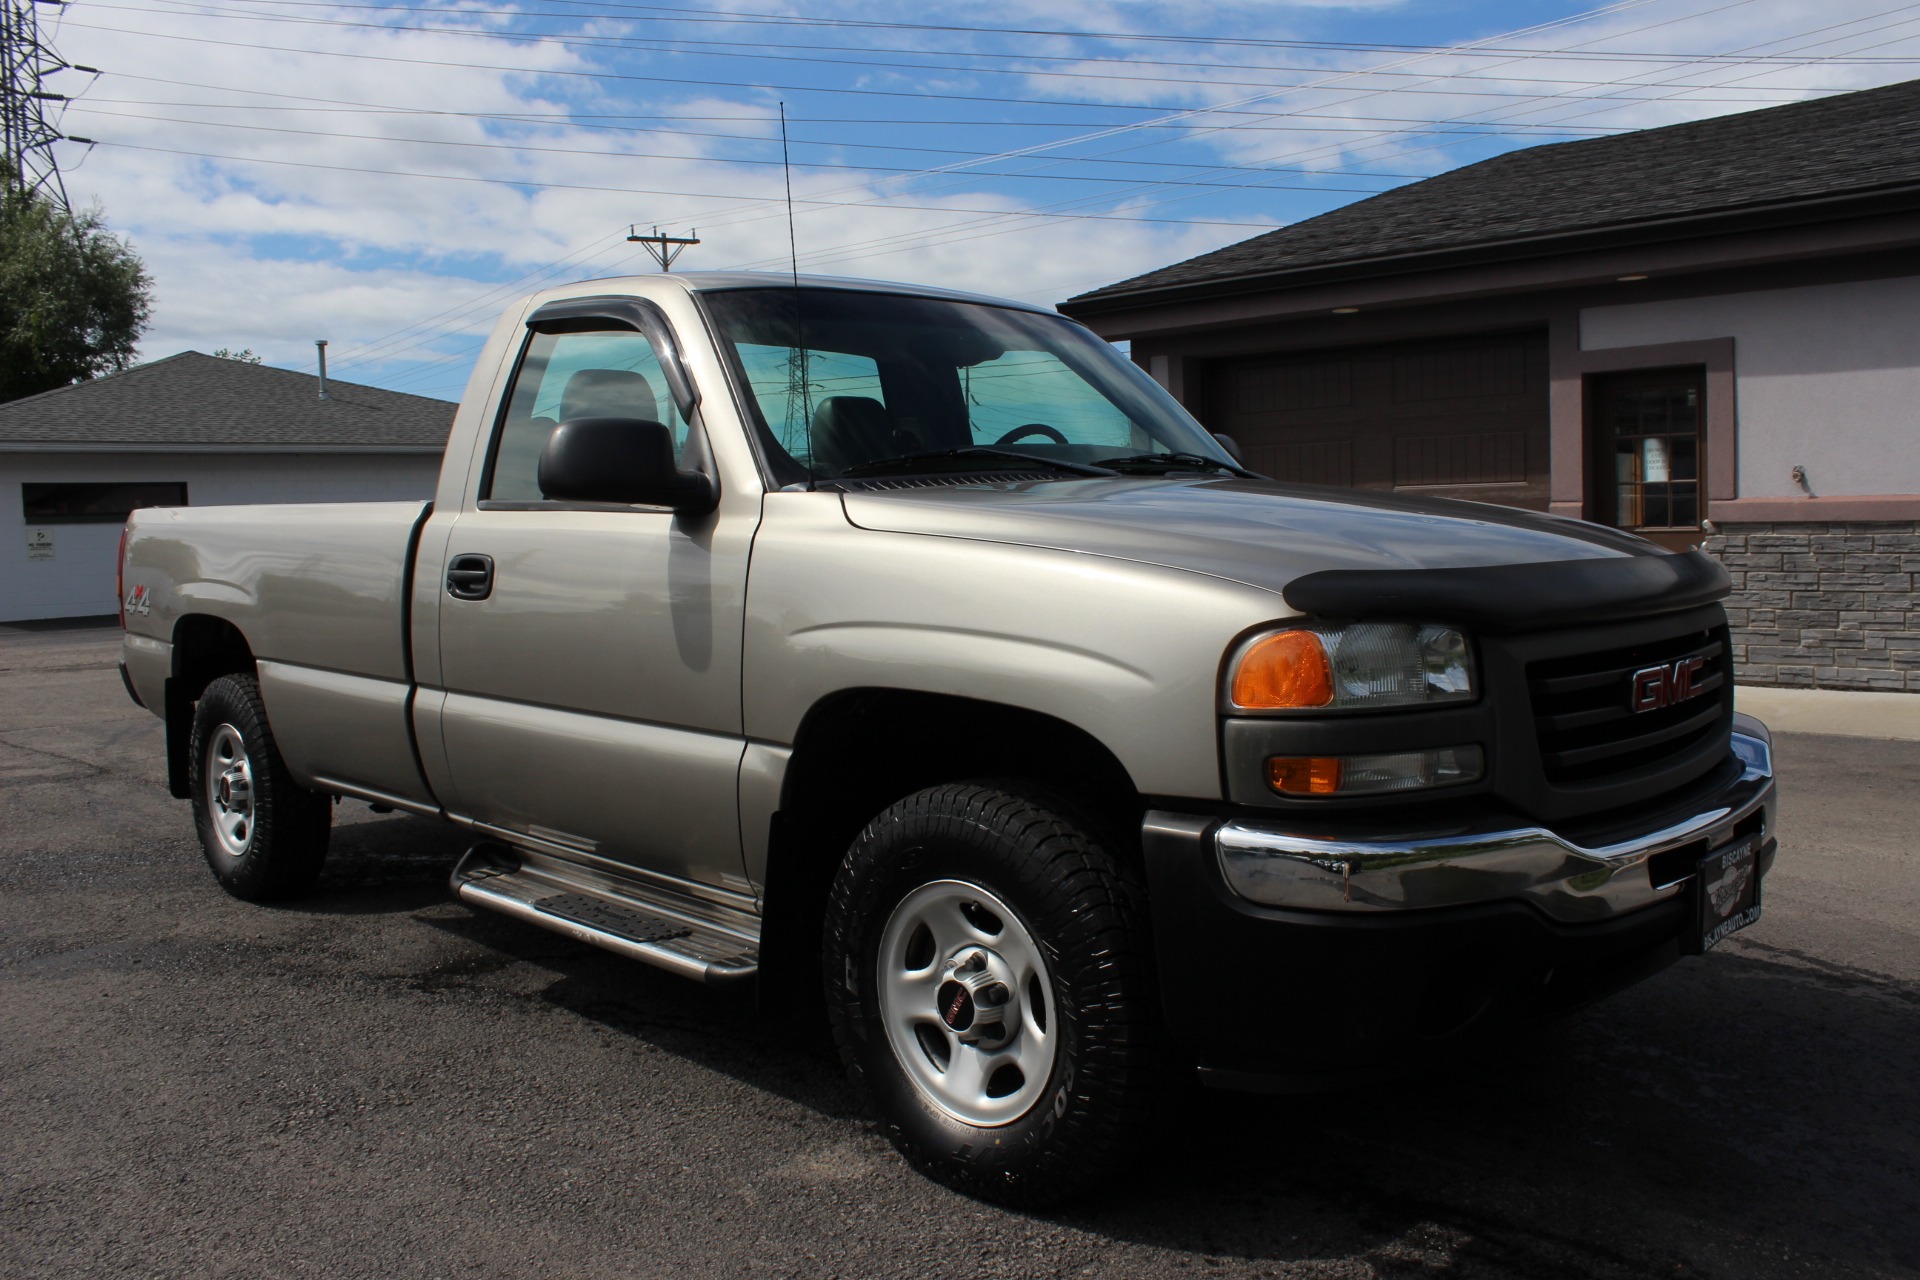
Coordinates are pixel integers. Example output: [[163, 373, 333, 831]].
[[218, 776, 232, 806], [934, 947, 1018, 1046], [937, 980, 975, 1031]]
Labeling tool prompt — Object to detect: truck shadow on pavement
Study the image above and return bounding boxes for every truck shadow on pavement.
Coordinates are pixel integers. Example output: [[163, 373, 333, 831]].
[[302, 810, 473, 914], [436, 912, 1916, 1278], [1097, 944, 1918, 1278], [310, 820, 1917, 1278]]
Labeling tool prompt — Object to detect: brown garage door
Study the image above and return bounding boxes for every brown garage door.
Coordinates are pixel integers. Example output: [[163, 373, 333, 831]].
[[1204, 332, 1550, 511]]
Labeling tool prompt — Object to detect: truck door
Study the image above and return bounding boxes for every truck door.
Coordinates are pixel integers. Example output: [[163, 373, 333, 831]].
[[428, 298, 756, 902]]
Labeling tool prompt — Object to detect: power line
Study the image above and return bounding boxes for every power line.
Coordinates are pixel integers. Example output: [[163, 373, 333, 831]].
[[90, 138, 1298, 226], [331, 228, 630, 367], [310, 0, 1693, 375], [714, 2, 1920, 277], [92, 0, 1888, 102], [87, 75, 1637, 133], [121, 0, 1689, 371], [69, 106, 1410, 193], [64, 15, 1727, 119], [217, 0, 1688, 248], [691, 0, 1781, 272], [78, 0, 1920, 390], [67, 98, 1493, 178], [628, 0, 1837, 266], [116, 0, 1920, 63], [359, 4, 1920, 354]]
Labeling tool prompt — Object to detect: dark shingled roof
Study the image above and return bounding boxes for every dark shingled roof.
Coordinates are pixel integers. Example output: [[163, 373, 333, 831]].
[[1065, 77, 1920, 310], [0, 352, 454, 449]]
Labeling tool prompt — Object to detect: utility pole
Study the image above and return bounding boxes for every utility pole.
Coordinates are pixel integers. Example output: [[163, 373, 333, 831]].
[[0, 0, 94, 210], [627, 225, 699, 272]]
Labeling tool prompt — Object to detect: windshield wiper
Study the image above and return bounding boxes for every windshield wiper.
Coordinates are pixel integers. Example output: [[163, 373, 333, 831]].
[[838, 447, 1117, 479], [1093, 451, 1258, 478]]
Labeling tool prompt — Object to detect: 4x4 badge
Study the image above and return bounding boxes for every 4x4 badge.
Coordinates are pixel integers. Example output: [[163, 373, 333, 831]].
[[1630, 655, 1707, 713]]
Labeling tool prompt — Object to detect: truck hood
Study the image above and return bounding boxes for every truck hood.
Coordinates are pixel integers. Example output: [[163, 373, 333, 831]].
[[839, 475, 1662, 599]]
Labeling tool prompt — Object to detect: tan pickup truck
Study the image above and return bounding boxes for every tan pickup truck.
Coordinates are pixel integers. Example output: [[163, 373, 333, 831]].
[[119, 273, 1776, 1206]]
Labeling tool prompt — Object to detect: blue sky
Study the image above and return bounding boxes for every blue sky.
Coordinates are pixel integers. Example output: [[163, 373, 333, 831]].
[[45, 0, 1920, 399]]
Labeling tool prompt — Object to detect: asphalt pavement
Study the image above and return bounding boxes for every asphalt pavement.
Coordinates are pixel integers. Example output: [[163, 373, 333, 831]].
[[3, 620, 1917, 1279]]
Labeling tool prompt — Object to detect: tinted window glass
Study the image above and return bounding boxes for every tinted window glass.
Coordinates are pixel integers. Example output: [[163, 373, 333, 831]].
[[701, 288, 1229, 485], [962, 350, 1141, 449], [485, 329, 688, 502], [732, 343, 885, 469]]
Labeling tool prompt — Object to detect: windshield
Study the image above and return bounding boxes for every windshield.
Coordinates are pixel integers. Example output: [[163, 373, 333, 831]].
[[699, 287, 1237, 486]]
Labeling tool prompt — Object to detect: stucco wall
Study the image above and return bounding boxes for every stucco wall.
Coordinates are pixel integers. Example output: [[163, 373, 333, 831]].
[[0, 451, 440, 622], [1579, 274, 1920, 501]]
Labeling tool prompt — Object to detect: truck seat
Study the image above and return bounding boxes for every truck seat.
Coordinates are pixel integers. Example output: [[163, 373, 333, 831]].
[[809, 395, 895, 474], [559, 368, 660, 425]]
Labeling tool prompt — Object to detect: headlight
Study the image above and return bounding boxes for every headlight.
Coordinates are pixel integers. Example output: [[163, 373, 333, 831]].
[[1228, 622, 1474, 712]]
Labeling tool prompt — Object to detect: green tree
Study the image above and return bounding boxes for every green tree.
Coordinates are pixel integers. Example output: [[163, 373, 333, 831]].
[[0, 190, 152, 402], [213, 347, 262, 363]]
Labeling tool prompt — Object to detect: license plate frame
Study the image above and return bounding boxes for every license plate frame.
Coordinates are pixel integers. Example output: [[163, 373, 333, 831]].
[[1687, 833, 1763, 954]]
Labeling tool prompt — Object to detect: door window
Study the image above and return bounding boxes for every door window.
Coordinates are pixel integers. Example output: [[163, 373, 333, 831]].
[[484, 328, 688, 502], [1592, 368, 1704, 534]]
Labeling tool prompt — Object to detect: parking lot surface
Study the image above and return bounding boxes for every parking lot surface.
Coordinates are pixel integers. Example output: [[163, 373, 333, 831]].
[[3, 621, 1917, 1279]]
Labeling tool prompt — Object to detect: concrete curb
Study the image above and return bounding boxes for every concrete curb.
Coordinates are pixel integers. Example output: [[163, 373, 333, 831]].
[[1736, 685, 1920, 741]]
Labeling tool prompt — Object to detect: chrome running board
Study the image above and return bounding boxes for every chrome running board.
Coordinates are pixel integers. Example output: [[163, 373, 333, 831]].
[[451, 843, 760, 985]]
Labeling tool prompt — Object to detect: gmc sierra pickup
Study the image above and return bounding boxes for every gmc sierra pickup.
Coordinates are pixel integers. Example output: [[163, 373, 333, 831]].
[[119, 273, 1776, 1206]]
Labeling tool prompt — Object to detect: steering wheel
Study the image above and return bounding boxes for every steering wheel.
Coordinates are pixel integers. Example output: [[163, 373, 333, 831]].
[[994, 423, 1068, 445]]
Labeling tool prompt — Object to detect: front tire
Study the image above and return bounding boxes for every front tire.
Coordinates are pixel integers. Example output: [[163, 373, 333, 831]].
[[823, 782, 1160, 1207], [187, 673, 331, 901]]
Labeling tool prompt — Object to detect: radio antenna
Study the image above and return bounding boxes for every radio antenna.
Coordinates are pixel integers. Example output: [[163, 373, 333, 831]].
[[779, 102, 815, 488], [780, 102, 800, 292]]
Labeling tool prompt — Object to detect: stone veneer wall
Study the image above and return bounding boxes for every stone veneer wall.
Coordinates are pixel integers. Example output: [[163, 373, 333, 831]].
[[1703, 521, 1920, 692]]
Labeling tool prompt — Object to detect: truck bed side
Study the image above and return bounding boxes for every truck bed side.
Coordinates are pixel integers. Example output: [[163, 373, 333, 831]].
[[122, 500, 436, 808]]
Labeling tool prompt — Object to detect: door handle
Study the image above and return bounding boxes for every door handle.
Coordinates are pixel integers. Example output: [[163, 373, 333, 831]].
[[446, 553, 494, 601]]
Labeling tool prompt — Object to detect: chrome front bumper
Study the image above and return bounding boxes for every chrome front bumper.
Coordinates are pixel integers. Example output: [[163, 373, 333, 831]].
[[1214, 723, 1775, 925]]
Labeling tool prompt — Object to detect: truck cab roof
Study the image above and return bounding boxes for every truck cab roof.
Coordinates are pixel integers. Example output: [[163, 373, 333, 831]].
[[528, 270, 1061, 316]]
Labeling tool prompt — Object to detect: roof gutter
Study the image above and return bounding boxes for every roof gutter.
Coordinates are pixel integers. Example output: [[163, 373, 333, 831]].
[[1060, 180, 1920, 317]]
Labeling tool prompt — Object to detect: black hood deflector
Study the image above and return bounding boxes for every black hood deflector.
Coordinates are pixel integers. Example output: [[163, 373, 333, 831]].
[[1283, 550, 1730, 634]]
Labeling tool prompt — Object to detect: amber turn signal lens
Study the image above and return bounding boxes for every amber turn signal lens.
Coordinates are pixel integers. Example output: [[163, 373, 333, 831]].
[[1231, 629, 1333, 709], [1267, 756, 1343, 795]]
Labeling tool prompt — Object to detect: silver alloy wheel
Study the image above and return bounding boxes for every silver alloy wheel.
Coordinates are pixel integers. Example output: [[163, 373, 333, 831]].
[[205, 723, 256, 859], [875, 879, 1056, 1128]]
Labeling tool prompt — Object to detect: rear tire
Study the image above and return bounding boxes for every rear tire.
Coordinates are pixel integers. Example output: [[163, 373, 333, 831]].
[[823, 781, 1161, 1208], [188, 673, 331, 901]]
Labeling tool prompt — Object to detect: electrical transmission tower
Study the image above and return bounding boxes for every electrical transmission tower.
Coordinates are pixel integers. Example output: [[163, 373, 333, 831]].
[[1, 0, 94, 210], [781, 343, 814, 457]]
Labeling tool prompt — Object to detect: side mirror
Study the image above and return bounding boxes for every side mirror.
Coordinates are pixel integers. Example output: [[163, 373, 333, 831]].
[[538, 417, 717, 512], [1211, 432, 1246, 466]]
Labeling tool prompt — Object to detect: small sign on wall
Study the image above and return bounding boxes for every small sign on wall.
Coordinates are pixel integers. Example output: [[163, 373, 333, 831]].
[[26, 528, 54, 561]]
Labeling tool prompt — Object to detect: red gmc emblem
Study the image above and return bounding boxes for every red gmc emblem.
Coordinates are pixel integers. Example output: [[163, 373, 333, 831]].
[[1630, 655, 1709, 713]]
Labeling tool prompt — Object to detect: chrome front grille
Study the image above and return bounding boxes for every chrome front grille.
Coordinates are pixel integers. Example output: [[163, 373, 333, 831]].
[[1527, 623, 1732, 785]]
